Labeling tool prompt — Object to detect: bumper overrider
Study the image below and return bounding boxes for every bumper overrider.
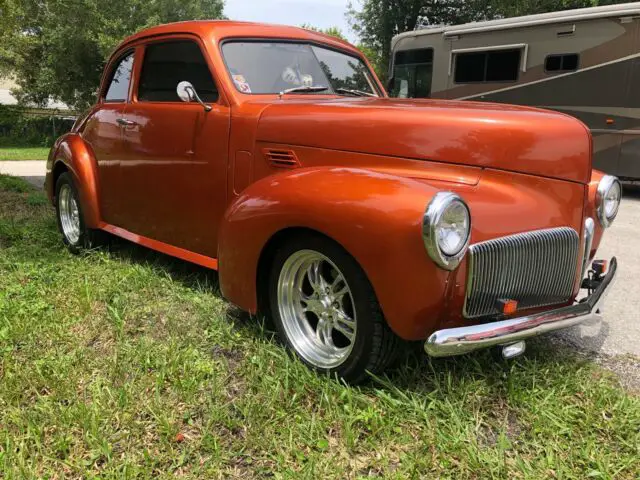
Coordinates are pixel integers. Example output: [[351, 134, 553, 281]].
[[425, 257, 618, 358]]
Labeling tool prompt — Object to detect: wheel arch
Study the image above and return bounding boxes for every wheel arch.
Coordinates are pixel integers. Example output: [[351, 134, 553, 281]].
[[46, 133, 102, 228], [217, 167, 451, 341], [51, 161, 69, 197], [255, 227, 354, 315]]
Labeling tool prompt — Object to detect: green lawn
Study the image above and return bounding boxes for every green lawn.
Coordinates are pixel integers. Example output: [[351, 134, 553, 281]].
[[0, 146, 50, 161], [0, 174, 638, 478]]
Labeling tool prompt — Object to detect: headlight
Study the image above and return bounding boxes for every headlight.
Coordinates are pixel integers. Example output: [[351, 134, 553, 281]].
[[596, 175, 622, 228], [423, 192, 471, 270]]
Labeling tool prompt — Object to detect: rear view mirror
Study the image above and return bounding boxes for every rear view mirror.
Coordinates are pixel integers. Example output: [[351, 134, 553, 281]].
[[177, 81, 195, 102], [176, 81, 212, 112]]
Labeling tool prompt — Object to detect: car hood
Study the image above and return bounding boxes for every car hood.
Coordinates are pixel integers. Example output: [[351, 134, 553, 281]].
[[254, 97, 592, 184]]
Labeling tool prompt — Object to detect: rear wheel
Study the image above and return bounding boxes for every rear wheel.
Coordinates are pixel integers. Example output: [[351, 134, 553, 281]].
[[55, 173, 107, 253], [268, 233, 402, 383]]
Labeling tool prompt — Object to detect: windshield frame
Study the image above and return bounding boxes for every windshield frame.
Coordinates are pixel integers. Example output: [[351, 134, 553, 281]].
[[219, 38, 383, 97]]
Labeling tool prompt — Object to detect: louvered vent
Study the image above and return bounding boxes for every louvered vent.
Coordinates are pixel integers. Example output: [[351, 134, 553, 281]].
[[263, 148, 300, 169]]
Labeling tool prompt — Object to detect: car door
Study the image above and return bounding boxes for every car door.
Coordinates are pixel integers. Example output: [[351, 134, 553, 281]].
[[81, 50, 134, 225], [118, 37, 231, 258]]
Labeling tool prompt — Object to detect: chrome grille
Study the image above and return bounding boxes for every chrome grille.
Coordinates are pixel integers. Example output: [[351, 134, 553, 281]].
[[464, 227, 580, 319]]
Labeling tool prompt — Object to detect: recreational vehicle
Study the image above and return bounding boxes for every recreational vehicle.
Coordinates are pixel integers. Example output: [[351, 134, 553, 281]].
[[389, 3, 640, 180]]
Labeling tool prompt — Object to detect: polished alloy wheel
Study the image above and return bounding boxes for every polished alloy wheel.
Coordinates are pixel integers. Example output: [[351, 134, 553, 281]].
[[277, 250, 357, 369], [58, 184, 81, 245]]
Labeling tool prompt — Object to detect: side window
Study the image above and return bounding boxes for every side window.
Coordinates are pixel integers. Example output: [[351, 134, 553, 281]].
[[454, 49, 521, 83], [104, 52, 134, 102], [545, 54, 579, 73], [391, 48, 434, 99], [138, 40, 218, 103]]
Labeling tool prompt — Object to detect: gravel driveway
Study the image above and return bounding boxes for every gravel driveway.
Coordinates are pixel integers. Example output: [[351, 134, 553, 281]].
[[556, 185, 640, 357]]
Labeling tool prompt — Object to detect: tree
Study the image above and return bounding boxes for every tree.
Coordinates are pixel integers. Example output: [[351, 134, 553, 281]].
[[300, 24, 348, 41], [347, 0, 629, 81], [1, 0, 224, 111]]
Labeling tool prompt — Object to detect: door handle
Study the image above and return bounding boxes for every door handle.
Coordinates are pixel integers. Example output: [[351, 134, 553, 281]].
[[116, 118, 136, 127]]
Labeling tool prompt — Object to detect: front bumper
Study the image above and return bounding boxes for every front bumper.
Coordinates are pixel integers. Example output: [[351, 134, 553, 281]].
[[425, 257, 618, 357]]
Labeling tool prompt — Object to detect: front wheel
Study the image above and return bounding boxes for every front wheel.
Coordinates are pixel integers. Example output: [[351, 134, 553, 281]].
[[55, 172, 107, 253], [268, 234, 402, 383]]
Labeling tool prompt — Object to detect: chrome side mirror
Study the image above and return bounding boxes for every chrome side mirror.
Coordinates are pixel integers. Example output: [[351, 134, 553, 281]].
[[177, 81, 212, 112]]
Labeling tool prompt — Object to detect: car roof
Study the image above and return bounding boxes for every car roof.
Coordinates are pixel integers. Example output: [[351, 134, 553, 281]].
[[119, 20, 360, 55]]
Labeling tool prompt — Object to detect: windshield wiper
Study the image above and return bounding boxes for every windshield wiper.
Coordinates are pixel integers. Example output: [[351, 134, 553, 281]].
[[279, 85, 329, 96], [335, 88, 376, 97]]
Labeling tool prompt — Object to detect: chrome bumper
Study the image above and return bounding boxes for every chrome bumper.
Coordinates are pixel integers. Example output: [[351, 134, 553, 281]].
[[425, 257, 618, 358]]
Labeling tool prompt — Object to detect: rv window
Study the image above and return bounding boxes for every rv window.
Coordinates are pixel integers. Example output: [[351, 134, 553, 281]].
[[454, 49, 521, 83], [391, 48, 434, 98], [395, 49, 433, 66], [545, 54, 579, 73]]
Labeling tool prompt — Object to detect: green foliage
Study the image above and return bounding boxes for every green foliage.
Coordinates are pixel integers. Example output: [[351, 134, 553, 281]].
[[1, 0, 224, 111], [300, 24, 348, 41], [347, 0, 630, 81], [0, 105, 74, 147]]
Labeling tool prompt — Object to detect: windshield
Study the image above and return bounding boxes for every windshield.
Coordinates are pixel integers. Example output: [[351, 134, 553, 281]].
[[221, 41, 379, 96]]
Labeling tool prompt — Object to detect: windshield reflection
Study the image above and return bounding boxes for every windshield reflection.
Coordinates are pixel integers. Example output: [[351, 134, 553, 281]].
[[222, 41, 379, 96]]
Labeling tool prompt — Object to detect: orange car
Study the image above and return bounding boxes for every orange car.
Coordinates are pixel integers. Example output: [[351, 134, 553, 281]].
[[46, 21, 620, 382]]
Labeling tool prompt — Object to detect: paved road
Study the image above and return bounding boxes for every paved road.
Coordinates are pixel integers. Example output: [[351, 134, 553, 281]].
[[0, 160, 638, 357], [557, 185, 640, 358], [0, 160, 46, 189]]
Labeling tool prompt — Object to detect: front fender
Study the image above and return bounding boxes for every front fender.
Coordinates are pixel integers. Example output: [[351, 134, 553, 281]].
[[46, 133, 101, 228], [218, 167, 451, 340]]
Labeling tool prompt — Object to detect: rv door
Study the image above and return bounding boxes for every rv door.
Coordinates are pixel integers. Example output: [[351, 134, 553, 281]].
[[618, 49, 640, 180]]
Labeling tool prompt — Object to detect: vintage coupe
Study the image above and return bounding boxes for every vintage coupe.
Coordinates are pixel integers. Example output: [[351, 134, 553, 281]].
[[46, 21, 620, 382]]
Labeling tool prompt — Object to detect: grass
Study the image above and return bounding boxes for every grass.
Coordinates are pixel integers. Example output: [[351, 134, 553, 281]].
[[0, 147, 50, 161], [0, 173, 639, 479]]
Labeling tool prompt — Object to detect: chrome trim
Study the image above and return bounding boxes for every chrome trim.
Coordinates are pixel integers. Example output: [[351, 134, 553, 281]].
[[422, 191, 471, 271], [425, 257, 617, 357], [463, 227, 580, 318], [596, 175, 622, 228], [277, 249, 356, 369], [581, 218, 595, 280]]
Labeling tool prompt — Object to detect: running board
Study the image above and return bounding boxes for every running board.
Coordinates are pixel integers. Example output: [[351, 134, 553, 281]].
[[100, 223, 218, 270]]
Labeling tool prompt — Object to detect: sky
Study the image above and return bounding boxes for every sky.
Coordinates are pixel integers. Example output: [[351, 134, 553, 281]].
[[223, 0, 358, 43]]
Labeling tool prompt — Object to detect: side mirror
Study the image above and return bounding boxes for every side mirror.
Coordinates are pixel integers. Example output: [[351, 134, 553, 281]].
[[177, 81, 212, 112]]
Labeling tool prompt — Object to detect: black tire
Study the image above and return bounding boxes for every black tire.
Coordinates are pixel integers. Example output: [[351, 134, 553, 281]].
[[268, 233, 403, 383], [55, 172, 108, 253]]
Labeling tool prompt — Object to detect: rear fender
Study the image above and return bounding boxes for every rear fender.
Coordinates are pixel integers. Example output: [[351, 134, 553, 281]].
[[46, 133, 101, 228], [217, 167, 450, 340]]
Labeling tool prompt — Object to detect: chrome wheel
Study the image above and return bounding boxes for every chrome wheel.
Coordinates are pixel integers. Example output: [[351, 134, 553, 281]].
[[58, 184, 81, 245], [277, 250, 357, 369]]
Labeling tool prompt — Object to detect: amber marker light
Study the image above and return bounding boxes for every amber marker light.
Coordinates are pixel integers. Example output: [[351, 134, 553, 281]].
[[496, 299, 518, 315], [592, 260, 608, 277]]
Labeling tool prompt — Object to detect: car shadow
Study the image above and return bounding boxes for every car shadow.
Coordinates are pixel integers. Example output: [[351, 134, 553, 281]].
[[623, 183, 640, 199], [103, 235, 593, 390], [105, 235, 222, 292]]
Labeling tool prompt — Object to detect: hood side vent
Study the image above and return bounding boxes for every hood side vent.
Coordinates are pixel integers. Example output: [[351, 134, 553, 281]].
[[263, 148, 300, 169]]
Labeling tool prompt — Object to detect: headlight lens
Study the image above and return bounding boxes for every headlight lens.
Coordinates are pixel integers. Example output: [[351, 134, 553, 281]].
[[596, 175, 622, 228], [437, 199, 470, 256], [423, 192, 471, 270]]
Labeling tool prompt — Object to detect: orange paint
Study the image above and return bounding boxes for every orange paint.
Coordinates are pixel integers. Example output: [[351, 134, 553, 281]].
[[44, 21, 605, 341]]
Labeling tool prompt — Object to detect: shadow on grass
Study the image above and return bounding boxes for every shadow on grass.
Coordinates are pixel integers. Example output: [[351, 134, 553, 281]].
[[74, 232, 593, 392]]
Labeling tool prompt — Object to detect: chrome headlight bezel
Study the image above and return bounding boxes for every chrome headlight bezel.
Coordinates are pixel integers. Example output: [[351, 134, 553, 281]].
[[596, 175, 622, 228], [423, 192, 471, 271]]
